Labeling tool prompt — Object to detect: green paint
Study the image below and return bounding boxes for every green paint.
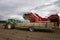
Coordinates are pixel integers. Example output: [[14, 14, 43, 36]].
[[15, 26, 56, 31]]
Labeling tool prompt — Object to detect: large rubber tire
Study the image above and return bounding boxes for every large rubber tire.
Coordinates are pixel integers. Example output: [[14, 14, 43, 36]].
[[29, 27, 34, 32], [7, 23, 12, 29], [5, 23, 15, 29]]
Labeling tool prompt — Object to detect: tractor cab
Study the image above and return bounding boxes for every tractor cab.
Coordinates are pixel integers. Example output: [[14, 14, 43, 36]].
[[7, 19, 16, 24]]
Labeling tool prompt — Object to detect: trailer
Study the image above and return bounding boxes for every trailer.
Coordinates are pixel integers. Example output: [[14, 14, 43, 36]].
[[16, 22, 56, 31]]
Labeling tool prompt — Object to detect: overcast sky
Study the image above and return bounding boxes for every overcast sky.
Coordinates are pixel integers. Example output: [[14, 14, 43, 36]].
[[0, 0, 60, 20]]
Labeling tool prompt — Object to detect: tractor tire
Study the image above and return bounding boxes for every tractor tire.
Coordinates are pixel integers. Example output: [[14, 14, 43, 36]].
[[29, 27, 35, 32], [7, 23, 12, 29], [5, 23, 15, 29]]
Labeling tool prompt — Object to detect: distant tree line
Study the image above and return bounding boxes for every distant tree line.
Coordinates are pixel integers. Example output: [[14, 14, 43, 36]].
[[0, 21, 6, 23]]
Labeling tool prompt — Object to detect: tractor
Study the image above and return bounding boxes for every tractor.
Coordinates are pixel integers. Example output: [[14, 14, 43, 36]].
[[5, 19, 20, 29]]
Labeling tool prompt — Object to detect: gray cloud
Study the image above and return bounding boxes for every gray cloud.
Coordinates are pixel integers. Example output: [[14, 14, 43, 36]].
[[32, 4, 53, 10], [32, 0, 60, 10], [54, 0, 60, 7]]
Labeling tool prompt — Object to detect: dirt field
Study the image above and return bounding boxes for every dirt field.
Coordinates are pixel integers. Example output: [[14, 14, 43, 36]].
[[0, 28, 60, 40]]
